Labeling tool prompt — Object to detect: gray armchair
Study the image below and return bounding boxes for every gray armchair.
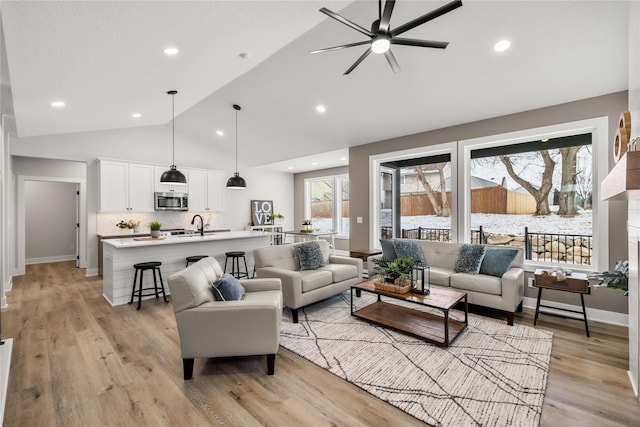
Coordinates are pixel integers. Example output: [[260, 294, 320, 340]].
[[167, 257, 282, 380]]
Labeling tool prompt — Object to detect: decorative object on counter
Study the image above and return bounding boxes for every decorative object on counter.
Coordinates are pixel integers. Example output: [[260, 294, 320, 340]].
[[301, 219, 313, 232], [613, 110, 631, 162], [227, 104, 247, 189], [149, 220, 162, 238], [587, 260, 629, 296], [116, 219, 140, 234], [251, 200, 273, 225], [160, 90, 187, 185], [270, 213, 284, 226], [412, 262, 430, 294], [371, 255, 414, 293]]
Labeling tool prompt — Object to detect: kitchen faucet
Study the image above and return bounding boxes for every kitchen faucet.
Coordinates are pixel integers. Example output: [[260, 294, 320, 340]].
[[191, 214, 204, 236]]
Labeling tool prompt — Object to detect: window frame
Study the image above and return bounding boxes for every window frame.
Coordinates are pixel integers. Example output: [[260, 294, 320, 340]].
[[304, 174, 350, 237], [369, 116, 609, 273]]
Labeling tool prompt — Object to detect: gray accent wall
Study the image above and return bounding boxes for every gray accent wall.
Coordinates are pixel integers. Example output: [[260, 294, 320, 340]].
[[348, 91, 628, 315]]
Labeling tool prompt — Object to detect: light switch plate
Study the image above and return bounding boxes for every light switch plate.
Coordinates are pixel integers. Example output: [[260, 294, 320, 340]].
[[528, 277, 535, 288], [357, 216, 363, 224]]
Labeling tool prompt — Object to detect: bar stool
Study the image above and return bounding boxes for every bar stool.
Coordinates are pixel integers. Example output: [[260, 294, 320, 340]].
[[224, 251, 249, 279], [186, 255, 209, 267], [129, 261, 168, 310]]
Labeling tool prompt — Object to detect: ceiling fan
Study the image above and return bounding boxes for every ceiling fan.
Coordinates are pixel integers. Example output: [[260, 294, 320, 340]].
[[311, 0, 463, 75]]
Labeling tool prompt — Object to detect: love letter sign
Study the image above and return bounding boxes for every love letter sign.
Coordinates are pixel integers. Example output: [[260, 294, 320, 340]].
[[251, 200, 273, 226]]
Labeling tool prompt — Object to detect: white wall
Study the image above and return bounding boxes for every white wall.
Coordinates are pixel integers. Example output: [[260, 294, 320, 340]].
[[24, 181, 77, 263], [11, 126, 294, 274]]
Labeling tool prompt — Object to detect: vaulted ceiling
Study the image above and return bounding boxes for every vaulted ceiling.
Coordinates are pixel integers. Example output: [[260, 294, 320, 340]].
[[0, 1, 629, 172]]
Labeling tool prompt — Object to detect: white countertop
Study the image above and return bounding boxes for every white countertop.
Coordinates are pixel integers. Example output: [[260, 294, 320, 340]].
[[103, 230, 270, 249]]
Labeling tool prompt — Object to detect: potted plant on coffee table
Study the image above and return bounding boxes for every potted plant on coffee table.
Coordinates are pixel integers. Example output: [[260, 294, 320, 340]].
[[371, 255, 414, 292]]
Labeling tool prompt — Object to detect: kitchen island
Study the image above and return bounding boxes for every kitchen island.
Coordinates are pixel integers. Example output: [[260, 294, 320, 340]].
[[102, 231, 271, 306]]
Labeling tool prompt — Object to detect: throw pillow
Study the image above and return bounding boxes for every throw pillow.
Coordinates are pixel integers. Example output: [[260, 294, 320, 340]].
[[453, 244, 486, 274], [295, 241, 325, 271], [380, 239, 397, 260], [479, 247, 519, 277], [392, 239, 426, 265], [211, 273, 245, 301]]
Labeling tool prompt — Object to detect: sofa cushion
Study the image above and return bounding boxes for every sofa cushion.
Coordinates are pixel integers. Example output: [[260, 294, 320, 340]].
[[429, 266, 453, 287], [454, 244, 486, 274], [319, 263, 358, 282], [299, 270, 334, 293], [295, 241, 326, 270], [392, 239, 426, 265], [451, 273, 502, 296], [480, 247, 519, 277], [211, 273, 245, 301], [380, 239, 397, 260]]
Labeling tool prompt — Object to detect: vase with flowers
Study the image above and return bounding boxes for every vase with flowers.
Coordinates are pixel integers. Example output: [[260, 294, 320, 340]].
[[116, 219, 140, 234]]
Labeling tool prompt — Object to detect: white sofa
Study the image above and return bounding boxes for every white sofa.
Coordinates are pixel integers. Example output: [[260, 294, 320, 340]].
[[254, 240, 363, 322], [167, 257, 283, 379], [372, 240, 525, 325]]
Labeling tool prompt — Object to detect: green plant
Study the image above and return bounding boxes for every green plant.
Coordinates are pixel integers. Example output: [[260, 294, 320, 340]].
[[588, 260, 629, 296], [149, 220, 162, 231], [372, 256, 415, 279], [270, 213, 284, 220]]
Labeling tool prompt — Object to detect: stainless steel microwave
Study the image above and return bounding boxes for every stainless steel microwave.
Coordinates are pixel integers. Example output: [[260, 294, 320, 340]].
[[154, 192, 188, 211]]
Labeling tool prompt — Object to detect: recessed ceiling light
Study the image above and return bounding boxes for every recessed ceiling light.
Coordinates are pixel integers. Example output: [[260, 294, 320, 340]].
[[287, 166, 294, 170], [50, 101, 65, 108], [132, 113, 142, 118], [316, 105, 326, 113], [340, 157, 347, 161], [216, 130, 224, 136], [494, 40, 511, 52], [164, 47, 179, 55], [312, 162, 318, 166]]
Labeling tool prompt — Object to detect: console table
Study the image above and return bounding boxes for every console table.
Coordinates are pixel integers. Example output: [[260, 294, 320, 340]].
[[533, 269, 590, 336]]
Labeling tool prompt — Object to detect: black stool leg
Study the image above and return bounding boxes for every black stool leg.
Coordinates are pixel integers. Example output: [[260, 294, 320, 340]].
[[224, 256, 229, 274], [129, 268, 139, 305], [152, 268, 160, 299], [234, 257, 240, 278], [242, 256, 249, 279], [157, 267, 168, 303], [137, 270, 144, 310]]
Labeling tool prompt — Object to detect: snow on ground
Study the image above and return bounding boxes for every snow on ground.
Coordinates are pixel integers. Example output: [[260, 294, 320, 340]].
[[401, 208, 592, 236]]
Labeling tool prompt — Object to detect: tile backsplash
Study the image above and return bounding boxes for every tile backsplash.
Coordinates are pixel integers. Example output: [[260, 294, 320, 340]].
[[96, 211, 222, 235]]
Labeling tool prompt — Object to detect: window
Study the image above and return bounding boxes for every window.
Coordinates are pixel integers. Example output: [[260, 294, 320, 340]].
[[370, 117, 609, 271], [304, 174, 349, 235]]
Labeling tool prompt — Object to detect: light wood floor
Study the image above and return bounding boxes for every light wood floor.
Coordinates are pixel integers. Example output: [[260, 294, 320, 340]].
[[2, 261, 639, 426]]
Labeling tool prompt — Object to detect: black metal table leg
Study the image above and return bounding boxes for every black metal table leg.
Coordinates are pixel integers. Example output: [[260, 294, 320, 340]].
[[534, 287, 543, 326], [580, 293, 590, 337]]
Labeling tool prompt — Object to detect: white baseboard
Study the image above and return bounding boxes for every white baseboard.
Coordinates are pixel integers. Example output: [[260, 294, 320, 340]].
[[4, 278, 11, 293], [523, 296, 628, 327], [26, 255, 76, 265], [0, 338, 13, 427], [629, 370, 639, 398], [0, 296, 5, 309], [85, 268, 99, 277]]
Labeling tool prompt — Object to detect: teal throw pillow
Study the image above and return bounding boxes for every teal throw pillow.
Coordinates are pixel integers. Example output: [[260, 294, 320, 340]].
[[479, 247, 518, 277], [380, 239, 397, 260], [295, 241, 325, 270], [392, 239, 425, 265], [212, 273, 245, 301], [454, 244, 486, 274]]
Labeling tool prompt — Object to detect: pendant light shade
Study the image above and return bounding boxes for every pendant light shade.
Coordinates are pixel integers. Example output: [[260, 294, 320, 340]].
[[227, 104, 247, 189], [160, 90, 187, 185]]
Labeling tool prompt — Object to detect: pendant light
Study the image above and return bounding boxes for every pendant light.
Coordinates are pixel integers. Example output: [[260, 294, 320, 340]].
[[226, 104, 247, 189], [160, 90, 187, 185]]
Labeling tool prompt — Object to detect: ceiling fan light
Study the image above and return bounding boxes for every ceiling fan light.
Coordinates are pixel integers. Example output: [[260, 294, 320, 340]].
[[371, 37, 390, 54]]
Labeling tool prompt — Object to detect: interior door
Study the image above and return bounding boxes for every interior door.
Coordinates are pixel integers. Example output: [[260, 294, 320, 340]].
[[76, 185, 80, 268]]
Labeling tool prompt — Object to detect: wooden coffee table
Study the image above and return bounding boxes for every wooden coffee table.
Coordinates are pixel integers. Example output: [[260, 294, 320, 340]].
[[351, 281, 468, 347]]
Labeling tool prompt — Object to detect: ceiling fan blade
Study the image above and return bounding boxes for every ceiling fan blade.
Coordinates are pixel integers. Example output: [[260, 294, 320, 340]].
[[344, 48, 372, 75], [379, 0, 396, 33], [391, 0, 462, 37], [310, 40, 372, 54], [384, 49, 401, 73], [391, 37, 449, 49], [320, 7, 374, 38]]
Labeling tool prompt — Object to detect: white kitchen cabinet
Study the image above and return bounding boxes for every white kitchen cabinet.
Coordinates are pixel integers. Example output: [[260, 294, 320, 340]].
[[99, 160, 154, 212], [154, 165, 188, 194], [187, 168, 225, 212]]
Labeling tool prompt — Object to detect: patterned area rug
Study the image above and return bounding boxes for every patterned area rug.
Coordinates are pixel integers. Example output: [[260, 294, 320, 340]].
[[280, 292, 553, 427]]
